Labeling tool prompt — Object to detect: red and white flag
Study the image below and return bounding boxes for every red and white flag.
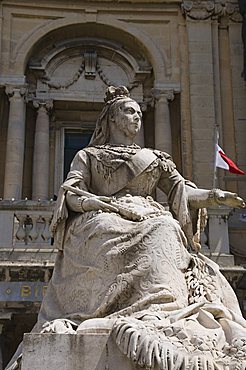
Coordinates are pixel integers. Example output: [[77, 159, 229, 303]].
[[216, 144, 244, 175]]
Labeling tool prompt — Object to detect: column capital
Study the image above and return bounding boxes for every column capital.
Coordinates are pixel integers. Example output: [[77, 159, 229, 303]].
[[33, 99, 53, 112], [181, 0, 242, 22], [151, 88, 174, 103], [139, 100, 152, 112], [5, 85, 27, 99]]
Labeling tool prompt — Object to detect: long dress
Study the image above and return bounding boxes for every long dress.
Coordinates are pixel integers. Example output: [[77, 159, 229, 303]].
[[36, 144, 246, 369]]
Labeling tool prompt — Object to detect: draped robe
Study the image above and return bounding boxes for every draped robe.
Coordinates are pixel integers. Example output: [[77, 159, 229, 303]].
[[35, 145, 246, 370]]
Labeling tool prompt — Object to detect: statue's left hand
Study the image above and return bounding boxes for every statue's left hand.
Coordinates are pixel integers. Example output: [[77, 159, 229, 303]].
[[214, 190, 245, 208]]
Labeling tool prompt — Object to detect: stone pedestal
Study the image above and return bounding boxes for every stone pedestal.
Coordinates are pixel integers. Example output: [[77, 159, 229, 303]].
[[204, 206, 235, 267], [21, 333, 142, 370]]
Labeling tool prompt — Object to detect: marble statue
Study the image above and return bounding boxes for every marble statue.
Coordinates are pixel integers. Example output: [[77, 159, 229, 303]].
[[6, 86, 246, 370]]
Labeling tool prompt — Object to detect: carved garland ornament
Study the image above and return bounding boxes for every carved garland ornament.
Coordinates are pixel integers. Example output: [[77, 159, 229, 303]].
[[41, 61, 85, 90], [96, 63, 140, 91], [41, 53, 141, 91], [182, 0, 242, 22]]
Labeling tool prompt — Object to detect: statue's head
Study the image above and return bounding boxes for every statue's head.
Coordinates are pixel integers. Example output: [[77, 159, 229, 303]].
[[89, 86, 142, 145]]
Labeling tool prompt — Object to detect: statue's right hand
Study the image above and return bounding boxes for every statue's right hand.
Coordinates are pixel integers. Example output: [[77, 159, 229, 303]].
[[82, 196, 119, 213], [82, 196, 143, 221]]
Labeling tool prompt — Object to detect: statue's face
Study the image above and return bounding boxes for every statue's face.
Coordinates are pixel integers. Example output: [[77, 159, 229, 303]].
[[113, 100, 142, 138]]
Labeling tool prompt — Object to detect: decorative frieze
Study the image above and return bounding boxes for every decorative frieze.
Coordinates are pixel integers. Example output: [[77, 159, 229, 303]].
[[182, 0, 242, 22]]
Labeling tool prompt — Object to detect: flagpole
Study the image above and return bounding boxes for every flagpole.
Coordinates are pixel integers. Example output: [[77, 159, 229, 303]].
[[213, 127, 219, 188]]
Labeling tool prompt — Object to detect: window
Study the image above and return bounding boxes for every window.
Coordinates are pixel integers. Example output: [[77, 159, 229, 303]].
[[64, 130, 93, 179]]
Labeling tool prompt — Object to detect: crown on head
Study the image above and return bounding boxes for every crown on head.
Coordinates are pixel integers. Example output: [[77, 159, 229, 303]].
[[104, 86, 130, 103]]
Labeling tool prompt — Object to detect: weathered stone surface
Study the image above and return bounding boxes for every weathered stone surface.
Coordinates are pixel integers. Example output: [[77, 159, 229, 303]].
[[0, 1, 246, 366], [22, 333, 141, 370], [17, 87, 245, 370]]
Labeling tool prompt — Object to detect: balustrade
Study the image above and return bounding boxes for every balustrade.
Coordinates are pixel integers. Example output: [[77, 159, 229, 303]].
[[0, 200, 242, 267], [14, 211, 53, 246], [0, 200, 55, 249]]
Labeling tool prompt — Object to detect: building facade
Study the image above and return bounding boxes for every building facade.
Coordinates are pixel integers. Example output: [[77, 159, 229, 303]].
[[0, 0, 246, 367]]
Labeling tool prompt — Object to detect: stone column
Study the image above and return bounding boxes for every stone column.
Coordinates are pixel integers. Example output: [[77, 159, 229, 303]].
[[32, 100, 53, 200], [152, 89, 174, 155], [182, 1, 217, 189], [152, 89, 174, 203], [135, 101, 147, 147], [178, 21, 193, 180], [4, 86, 27, 199], [0, 323, 3, 370], [219, 18, 238, 193]]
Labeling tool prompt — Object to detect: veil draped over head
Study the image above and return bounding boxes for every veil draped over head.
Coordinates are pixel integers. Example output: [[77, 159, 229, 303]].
[[89, 85, 135, 146]]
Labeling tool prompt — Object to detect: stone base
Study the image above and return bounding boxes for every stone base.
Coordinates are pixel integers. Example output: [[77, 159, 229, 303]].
[[22, 332, 142, 370]]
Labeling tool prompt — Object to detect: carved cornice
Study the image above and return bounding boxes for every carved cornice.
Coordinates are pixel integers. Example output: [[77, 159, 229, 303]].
[[182, 0, 242, 22]]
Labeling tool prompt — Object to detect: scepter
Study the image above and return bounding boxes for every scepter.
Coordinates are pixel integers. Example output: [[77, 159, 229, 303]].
[[61, 184, 142, 221]]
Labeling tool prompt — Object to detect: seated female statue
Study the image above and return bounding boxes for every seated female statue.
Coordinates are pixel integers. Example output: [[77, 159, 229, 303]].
[[6, 86, 246, 370]]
